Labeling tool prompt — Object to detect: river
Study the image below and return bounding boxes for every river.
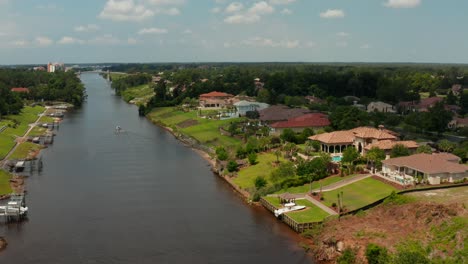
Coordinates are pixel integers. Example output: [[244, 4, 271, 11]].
[[0, 73, 313, 263]]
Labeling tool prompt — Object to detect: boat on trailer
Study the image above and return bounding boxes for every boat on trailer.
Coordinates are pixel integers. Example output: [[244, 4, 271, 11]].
[[274, 202, 306, 217]]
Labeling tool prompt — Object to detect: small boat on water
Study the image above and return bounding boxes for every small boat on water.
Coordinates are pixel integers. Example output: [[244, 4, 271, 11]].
[[274, 202, 306, 217]]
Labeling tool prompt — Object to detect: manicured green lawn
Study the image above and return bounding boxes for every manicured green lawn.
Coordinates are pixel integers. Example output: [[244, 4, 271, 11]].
[[233, 153, 284, 189], [286, 199, 331, 223], [275, 174, 360, 194], [121, 84, 154, 103], [322, 177, 396, 211], [0, 106, 44, 159], [263, 197, 330, 223], [0, 170, 12, 195], [9, 142, 43, 160], [29, 126, 48, 137], [38, 115, 55, 123], [148, 107, 243, 148]]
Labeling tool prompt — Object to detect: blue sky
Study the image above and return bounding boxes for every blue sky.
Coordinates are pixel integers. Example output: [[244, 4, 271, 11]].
[[0, 0, 467, 64]]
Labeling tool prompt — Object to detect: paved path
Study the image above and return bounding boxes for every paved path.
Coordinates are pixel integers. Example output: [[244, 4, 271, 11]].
[[304, 195, 338, 215], [312, 174, 372, 192]]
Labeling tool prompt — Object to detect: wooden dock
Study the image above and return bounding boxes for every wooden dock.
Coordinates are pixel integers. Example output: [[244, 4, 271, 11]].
[[0, 194, 28, 223]]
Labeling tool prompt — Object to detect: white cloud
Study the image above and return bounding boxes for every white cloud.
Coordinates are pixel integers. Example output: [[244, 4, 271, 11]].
[[239, 37, 300, 48], [320, 9, 345, 18], [98, 0, 154, 22], [336, 32, 350, 37], [35, 36, 53, 46], [138, 27, 168, 34], [75, 24, 100, 32], [147, 0, 185, 5], [58, 36, 84, 45], [280, 8, 292, 15], [10, 40, 28, 47], [224, 1, 274, 24], [225, 2, 244, 13], [162, 7, 180, 15], [269, 0, 296, 5], [384, 0, 421, 8], [88, 34, 121, 45], [360, 44, 371, 49], [306, 41, 316, 48]]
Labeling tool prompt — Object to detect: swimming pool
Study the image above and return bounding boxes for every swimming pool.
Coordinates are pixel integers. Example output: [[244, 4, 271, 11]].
[[332, 156, 342, 162]]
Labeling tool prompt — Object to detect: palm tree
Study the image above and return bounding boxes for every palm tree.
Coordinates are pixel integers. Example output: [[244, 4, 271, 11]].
[[274, 149, 281, 163], [366, 147, 386, 174]]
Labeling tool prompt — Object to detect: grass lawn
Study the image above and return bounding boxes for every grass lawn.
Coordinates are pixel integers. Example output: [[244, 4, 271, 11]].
[[9, 142, 43, 160], [121, 84, 154, 103], [38, 115, 55, 123], [0, 106, 45, 159], [233, 153, 284, 189], [322, 177, 396, 211], [0, 170, 12, 195], [274, 174, 360, 194], [263, 197, 330, 223], [148, 107, 243, 148], [110, 73, 127, 81], [286, 199, 331, 223], [28, 126, 49, 137]]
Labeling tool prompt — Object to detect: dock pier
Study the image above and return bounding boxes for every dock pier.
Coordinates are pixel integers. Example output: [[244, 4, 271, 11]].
[[0, 194, 28, 223]]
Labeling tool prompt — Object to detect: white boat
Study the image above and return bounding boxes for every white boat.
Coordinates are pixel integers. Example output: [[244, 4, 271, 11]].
[[274, 202, 306, 217]]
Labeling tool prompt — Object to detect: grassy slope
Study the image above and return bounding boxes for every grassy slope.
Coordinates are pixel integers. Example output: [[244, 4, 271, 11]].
[[121, 84, 154, 103], [148, 107, 243, 148], [233, 153, 284, 189], [9, 142, 43, 160], [0, 170, 12, 195], [0, 106, 44, 159], [321, 177, 396, 211]]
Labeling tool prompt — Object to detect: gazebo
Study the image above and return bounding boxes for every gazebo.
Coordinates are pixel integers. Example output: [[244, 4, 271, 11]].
[[278, 193, 296, 204]]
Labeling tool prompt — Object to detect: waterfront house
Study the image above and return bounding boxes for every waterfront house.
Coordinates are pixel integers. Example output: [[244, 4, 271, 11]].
[[381, 153, 468, 185], [364, 140, 419, 159], [270, 113, 330, 135], [367, 101, 396, 113], [258, 105, 311, 123], [234, 100, 269, 116], [309, 126, 398, 155], [199, 91, 234, 109]]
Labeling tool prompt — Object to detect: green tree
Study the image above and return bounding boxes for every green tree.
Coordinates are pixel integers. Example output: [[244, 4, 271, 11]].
[[438, 139, 456, 153], [330, 106, 370, 130], [342, 147, 360, 173], [366, 147, 386, 173], [227, 160, 239, 172], [274, 149, 282, 163], [254, 176, 267, 190], [337, 248, 357, 264], [390, 144, 410, 158], [280, 128, 297, 143], [248, 152, 258, 165], [270, 161, 295, 182], [427, 102, 453, 133], [228, 122, 238, 136], [216, 147, 229, 161], [416, 145, 432, 154], [365, 243, 390, 264]]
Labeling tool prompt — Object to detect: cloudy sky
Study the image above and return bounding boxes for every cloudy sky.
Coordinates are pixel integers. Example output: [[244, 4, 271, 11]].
[[0, 0, 466, 64]]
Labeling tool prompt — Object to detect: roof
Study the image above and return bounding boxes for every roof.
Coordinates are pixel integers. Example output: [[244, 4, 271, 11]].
[[365, 140, 419, 151], [309, 130, 356, 144], [199, 91, 234, 98], [418, 97, 443, 109], [455, 117, 468, 126], [270, 113, 330, 129], [259, 105, 311, 122], [368, 101, 394, 108], [382, 153, 467, 174], [349, 127, 397, 140], [234, 100, 269, 108], [11, 87, 29, 93]]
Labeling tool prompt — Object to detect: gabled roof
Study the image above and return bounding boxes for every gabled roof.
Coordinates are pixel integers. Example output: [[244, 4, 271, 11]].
[[199, 91, 234, 98], [309, 131, 355, 144], [11, 87, 29, 93], [349, 127, 397, 140], [418, 97, 443, 109], [365, 140, 418, 151], [259, 105, 311, 122], [270, 113, 330, 129], [382, 153, 467, 174]]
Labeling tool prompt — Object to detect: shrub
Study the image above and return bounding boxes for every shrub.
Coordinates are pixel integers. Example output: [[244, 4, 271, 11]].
[[236, 146, 247, 159], [248, 152, 258, 165], [216, 147, 229, 161], [227, 160, 238, 172], [366, 243, 390, 264], [383, 191, 415, 205], [331, 202, 337, 208], [338, 248, 356, 264], [254, 176, 267, 190]]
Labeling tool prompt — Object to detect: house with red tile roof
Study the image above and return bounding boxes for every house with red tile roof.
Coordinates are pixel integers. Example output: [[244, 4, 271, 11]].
[[11, 87, 30, 93], [270, 113, 330, 135], [382, 153, 467, 185], [364, 140, 419, 159], [258, 105, 311, 122], [199, 91, 234, 109], [309, 126, 402, 155], [417, 97, 443, 112]]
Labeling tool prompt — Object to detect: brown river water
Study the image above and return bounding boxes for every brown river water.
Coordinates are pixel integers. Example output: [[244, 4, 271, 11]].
[[0, 72, 313, 264]]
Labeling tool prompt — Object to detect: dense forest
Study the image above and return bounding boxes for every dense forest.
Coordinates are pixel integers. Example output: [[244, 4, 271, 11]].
[[0, 69, 86, 116]]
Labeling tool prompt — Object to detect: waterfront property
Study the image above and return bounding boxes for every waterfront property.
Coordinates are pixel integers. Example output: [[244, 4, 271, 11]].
[[269, 113, 330, 135], [198, 91, 234, 109], [381, 153, 468, 185], [233, 100, 269, 116], [309, 126, 399, 155]]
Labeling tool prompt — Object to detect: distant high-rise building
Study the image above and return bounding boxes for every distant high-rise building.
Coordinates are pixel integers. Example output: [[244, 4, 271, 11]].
[[47, 62, 65, 73]]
